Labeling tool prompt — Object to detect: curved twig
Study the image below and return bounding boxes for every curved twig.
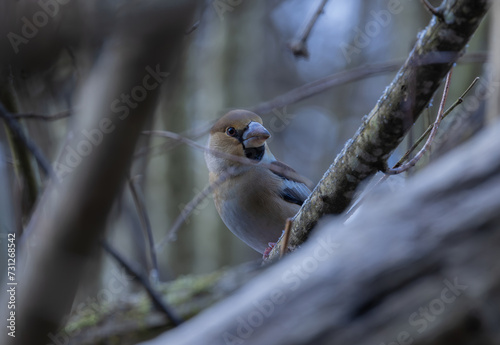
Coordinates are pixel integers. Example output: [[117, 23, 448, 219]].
[[384, 69, 453, 174], [102, 241, 183, 326]]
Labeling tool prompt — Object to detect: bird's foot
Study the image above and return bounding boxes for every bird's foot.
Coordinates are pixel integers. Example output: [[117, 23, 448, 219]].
[[262, 242, 276, 259]]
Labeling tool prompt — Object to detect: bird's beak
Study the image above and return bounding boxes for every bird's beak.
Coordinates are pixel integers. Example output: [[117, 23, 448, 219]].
[[242, 121, 271, 148]]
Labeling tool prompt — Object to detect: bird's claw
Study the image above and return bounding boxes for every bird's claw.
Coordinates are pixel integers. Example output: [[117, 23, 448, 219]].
[[262, 242, 276, 259]]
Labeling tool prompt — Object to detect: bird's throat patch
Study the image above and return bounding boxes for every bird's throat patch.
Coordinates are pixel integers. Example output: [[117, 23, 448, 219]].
[[244, 145, 265, 161]]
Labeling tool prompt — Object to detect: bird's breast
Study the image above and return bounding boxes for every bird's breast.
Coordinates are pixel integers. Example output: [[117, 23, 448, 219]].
[[211, 169, 300, 253]]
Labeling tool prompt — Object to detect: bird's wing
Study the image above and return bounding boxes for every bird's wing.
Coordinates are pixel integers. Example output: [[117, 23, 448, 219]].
[[270, 161, 312, 206]]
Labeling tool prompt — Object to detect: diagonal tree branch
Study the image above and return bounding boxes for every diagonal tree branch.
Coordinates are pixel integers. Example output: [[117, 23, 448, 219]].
[[267, 0, 490, 260], [102, 241, 183, 326]]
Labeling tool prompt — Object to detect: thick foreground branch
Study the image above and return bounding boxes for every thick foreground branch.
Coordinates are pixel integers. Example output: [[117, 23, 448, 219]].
[[142, 119, 500, 345], [267, 0, 490, 260]]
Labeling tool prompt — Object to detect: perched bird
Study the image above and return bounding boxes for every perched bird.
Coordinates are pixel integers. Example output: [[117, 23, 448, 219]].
[[205, 109, 311, 255]]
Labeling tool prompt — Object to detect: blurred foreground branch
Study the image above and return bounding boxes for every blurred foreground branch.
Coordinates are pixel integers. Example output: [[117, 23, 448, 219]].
[[0, 2, 197, 345]]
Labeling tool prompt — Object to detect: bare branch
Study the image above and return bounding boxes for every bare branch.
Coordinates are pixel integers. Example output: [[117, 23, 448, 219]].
[[135, 53, 486, 158], [346, 76, 479, 219], [0, 103, 54, 178], [420, 0, 445, 20], [12, 109, 72, 121], [155, 168, 235, 250], [102, 241, 183, 326], [185, 20, 200, 35], [250, 60, 401, 115], [394, 77, 479, 171], [144, 130, 313, 187], [279, 219, 293, 259], [288, 0, 329, 58], [129, 177, 159, 278]]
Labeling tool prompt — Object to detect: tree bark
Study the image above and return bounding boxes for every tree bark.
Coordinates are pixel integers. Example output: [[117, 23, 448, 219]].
[[487, 0, 500, 123]]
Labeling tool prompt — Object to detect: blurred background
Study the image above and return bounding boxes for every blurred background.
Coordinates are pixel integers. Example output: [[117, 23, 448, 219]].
[[0, 0, 489, 285]]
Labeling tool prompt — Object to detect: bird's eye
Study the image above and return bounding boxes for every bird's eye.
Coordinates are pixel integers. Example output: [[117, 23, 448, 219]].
[[226, 127, 237, 137]]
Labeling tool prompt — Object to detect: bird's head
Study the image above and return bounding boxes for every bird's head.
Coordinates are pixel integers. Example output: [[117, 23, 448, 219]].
[[206, 110, 272, 172]]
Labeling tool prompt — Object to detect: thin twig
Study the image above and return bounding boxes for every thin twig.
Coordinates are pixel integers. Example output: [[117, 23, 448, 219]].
[[143, 130, 312, 186], [385, 69, 453, 175], [160, 183, 213, 244], [420, 0, 444, 20], [280, 218, 293, 259], [1, 82, 39, 212], [155, 168, 236, 251], [136, 61, 403, 160], [0, 103, 55, 178], [128, 177, 159, 280], [251, 60, 402, 115], [135, 121, 216, 159], [102, 240, 183, 327], [12, 109, 72, 121], [135, 53, 486, 161], [346, 76, 479, 218], [288, 0, 329, 58], [251, 53, 485, 116], [394, 77, 479, 169], [185, 20, 200, 34]]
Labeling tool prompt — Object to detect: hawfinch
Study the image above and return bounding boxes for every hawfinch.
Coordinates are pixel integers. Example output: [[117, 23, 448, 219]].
[[205, 110, 311, 254]]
